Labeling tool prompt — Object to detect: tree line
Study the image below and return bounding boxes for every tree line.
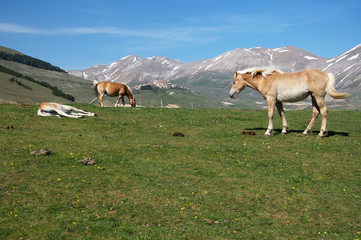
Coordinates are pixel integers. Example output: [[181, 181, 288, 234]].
[[0, 65, 75, 101], [0, 51, 66, 72], [9, 77, 33, 90]]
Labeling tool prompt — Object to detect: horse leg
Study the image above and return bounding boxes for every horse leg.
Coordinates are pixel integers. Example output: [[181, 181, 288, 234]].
[[265, 98, 276, 136], [302, 96, 320, 136], [65, 106, 95, 117], [115, 95, 122, 107], [121, 96, 125, 106], [314, 96, 328, 138], [276, 102, 289, 134], [99, 93, 105, 107], [38, 110, 58, 117], [52, 108, 83, 118]]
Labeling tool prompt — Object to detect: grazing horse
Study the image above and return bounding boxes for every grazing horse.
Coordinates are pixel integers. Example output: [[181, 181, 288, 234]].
[[92, 80, 136, 107], [229, 67, 350, 138], [37, 102, 96, 118]]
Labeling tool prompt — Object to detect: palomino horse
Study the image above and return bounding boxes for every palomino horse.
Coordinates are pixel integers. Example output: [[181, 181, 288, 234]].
[[37, 102, 96, 118], [92, 80, 136, 107], [229, 67, 350, 138]]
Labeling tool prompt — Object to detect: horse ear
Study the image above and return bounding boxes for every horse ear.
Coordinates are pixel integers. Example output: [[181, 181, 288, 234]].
[[234, 71, 238, 77]]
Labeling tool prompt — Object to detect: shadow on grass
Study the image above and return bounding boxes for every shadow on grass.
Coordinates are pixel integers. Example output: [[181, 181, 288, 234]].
[[245, 127, 349, 137]]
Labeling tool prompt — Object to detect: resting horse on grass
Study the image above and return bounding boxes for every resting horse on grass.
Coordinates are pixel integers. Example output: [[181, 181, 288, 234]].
[[92, 80, 136, 107], [229, 68, 350, 138], [37, 102, 96, 118]]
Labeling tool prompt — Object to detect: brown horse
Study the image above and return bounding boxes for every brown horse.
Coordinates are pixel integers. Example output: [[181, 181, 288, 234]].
[[229, 67, 350, 138], [92, 80, 136, 107]]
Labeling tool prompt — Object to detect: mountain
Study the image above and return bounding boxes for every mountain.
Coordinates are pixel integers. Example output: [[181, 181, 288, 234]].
[[0, 46, 225, 108], [70, 55, 183, 84], [70, 46, 327, 83], [70, 44, 361, 109], [321, 45, 361, 93]]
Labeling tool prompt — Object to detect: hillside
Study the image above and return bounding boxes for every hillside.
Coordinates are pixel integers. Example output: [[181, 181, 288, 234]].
[[0, 71, 71, 104], [0, 46, 230, 108], [0, 59, 225, 108], [0, 60, 94, 104], [0, 46, 66, 72], [0, 46, 24, 55]]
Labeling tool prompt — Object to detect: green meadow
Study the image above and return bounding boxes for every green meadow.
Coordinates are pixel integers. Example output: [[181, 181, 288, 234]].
[[1, 104, 360, 239]]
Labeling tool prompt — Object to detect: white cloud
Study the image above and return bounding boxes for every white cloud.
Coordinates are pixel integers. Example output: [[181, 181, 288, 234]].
[[0, 13, 301, 43], [0, 23, 44, 34], [0, 22, 221, 43]]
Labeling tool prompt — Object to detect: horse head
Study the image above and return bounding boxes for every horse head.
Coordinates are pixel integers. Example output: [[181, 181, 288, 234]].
[[124, 85, 136, 107], [229, 71, 248, 99], [130, 97, 136, 107]]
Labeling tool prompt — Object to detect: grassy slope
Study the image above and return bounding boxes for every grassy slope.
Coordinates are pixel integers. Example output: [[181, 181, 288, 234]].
[[0, 60, 94, 103], [1, 104, 360, 239], [0, 72, 72, 104], [0, 46, 24, 55]]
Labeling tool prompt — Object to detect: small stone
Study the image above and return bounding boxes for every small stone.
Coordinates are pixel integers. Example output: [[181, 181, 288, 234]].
[[204, 219, 213, 225], [79, 157, 96, 165], [172, 132, 185, 137], [31, 148, 51, 156]]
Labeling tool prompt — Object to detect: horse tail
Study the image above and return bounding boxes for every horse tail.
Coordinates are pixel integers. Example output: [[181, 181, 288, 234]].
[[326, 73, 350, 99], [93, 80, 99, 97]]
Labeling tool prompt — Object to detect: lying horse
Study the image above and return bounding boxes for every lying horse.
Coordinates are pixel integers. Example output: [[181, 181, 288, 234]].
[[37, 102, 96, 118], [229, 67, 350, 138], [92, 80, 136, 107]]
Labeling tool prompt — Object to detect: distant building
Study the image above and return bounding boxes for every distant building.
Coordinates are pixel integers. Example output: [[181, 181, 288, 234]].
[[134, 80, 186, 91]]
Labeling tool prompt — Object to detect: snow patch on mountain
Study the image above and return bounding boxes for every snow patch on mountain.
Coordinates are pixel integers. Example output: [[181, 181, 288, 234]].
[[348, 54, 359, 61], [305, 56, 317, 60]]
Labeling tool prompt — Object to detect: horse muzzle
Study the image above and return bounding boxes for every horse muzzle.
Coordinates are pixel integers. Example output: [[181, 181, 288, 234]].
[[229, 89, 239, 99]]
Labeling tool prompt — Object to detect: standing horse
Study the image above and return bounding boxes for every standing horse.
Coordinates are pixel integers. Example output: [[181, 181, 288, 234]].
[[229, 67, 350, 138], [92, 80, 136, 107]]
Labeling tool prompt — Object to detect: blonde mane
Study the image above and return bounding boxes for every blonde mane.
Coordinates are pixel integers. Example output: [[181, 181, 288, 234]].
[[237, 67, 283, 78], [122, 83, 134, 95]]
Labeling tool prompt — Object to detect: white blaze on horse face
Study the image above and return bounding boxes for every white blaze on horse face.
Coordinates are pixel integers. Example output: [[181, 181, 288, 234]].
[[229, 84, 240, 98], [229, 75, 245, 98]]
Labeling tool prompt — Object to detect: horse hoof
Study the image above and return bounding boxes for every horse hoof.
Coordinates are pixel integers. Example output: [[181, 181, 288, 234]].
[[318, 133, 328, 138]]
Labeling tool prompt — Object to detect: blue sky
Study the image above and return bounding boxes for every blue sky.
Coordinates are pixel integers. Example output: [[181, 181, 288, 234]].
[[1, 0, 360, 70]]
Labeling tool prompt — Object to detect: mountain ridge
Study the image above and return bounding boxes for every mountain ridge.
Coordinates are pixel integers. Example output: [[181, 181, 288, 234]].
[[69, 44, 361, 109]]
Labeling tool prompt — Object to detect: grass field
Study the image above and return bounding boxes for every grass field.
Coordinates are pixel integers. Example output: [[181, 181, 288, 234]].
[[1, 104, 360, 239]]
